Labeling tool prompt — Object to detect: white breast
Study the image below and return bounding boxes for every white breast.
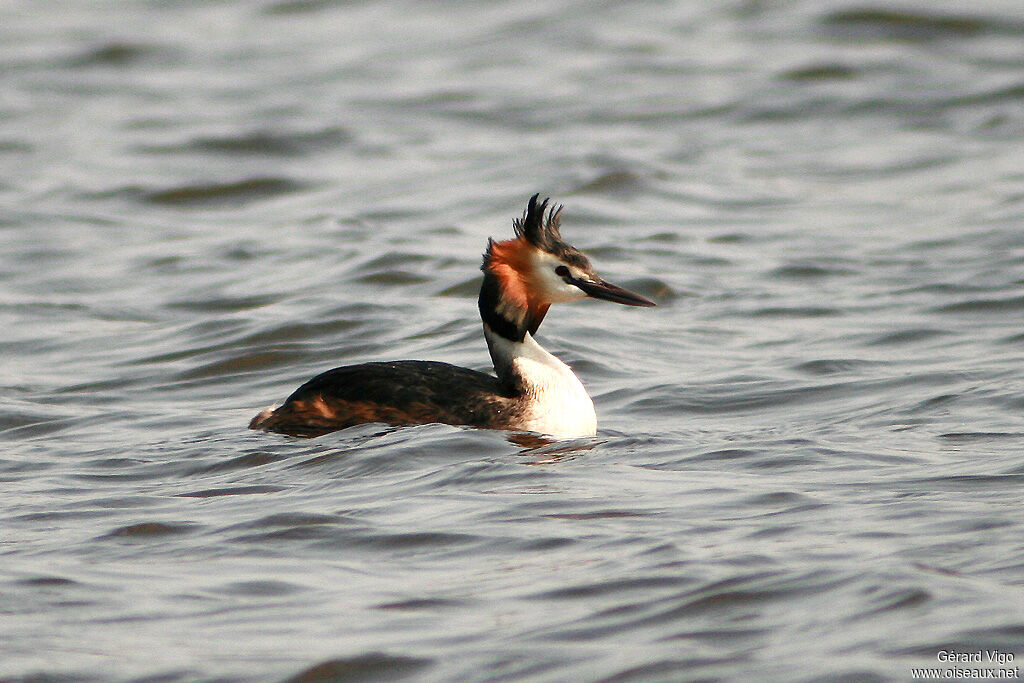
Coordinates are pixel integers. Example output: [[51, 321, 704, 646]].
[[509, 333, 597, 437]]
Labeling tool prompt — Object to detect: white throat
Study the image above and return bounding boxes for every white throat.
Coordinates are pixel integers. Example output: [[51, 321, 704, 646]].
[[484, 325, 597, 437]]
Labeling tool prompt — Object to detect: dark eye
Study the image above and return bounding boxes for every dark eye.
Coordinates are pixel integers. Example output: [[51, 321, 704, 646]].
[[555, 265, 570, 278]]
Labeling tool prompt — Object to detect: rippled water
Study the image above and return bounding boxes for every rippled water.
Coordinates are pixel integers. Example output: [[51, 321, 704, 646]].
[[4, 1, 1024, 681]]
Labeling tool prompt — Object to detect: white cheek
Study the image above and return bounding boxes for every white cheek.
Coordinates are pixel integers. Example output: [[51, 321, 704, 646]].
[[530, 252, 586, 302]]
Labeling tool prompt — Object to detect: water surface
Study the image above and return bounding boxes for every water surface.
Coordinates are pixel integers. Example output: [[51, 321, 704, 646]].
[[3, 1, 1024, 681]]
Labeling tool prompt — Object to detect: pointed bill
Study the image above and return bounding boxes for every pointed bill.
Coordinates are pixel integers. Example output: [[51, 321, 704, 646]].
[[572, 277, 656, 307]]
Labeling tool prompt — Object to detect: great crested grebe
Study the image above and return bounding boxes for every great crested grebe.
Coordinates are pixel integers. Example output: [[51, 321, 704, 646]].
[[249, 194, 655, 438]]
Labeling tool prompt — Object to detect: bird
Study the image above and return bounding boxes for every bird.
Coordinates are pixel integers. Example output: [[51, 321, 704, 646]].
[[249, 194, 655, 438]]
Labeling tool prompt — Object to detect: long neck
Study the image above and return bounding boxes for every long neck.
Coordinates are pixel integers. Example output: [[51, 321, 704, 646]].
[[478, 269, 550, 388], [478, 269, 597, 437], [481, 323, 563, 386], [482, 311, 597, 438], [478, 269, 547, 342]]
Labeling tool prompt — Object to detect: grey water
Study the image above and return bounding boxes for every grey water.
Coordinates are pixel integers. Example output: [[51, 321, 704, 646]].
[[3, 1, 1024, 681]]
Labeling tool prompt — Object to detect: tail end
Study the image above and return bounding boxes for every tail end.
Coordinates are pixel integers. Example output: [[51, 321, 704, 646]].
[[248, 406, 278, 430]]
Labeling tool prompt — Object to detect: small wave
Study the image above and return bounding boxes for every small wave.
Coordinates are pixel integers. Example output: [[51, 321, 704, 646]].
[[570, 170, 647, 197], [792, 358, 879, 375], [747, 306, 841, 318], [17, 576, 79, 587], [177, 485, 286, 498], [866, 328, 949, 346], [284, 654, 433, 683], [528, 576, 692, 602], [166, 294, 277, 313], [66, 42, 167, 68], [375, 597, 464, 610], [629, 372, 957, 417], [821, 8, 1023, 41], [215, 579, 306, 597], [938, 431, 1024, 441], [139, 177, 308, 207], [101, 521, 196, 538], [861, 586, 932, 616], [143, 127, 351, 158], [931, 295, 1024, 314], [778, 62, 859, 81], [769, 262, 857, 279]]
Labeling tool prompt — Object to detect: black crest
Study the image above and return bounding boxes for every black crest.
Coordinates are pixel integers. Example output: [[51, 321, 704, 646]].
[[513, 193, 564, 251]]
